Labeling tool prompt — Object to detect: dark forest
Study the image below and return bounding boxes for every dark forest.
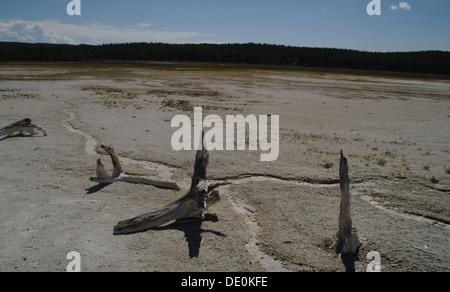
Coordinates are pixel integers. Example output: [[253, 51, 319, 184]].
[[1, 42, 449, 75]]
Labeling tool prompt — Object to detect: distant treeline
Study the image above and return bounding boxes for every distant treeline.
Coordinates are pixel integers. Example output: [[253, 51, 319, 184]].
[[1, 42, 449, 74]]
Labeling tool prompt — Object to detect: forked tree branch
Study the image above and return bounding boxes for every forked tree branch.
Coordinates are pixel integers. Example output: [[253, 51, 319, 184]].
[[89, 145, 180, 191]]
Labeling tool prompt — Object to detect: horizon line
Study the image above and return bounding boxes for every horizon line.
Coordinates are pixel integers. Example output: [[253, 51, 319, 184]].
[[1, 40, 449, 54]]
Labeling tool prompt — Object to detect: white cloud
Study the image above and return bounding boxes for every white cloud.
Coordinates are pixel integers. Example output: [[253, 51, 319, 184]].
[[0, 20, 76, 44], [390, 2, 411, 11], [0, 19, 214, 45], [399, 1, 412, 10]]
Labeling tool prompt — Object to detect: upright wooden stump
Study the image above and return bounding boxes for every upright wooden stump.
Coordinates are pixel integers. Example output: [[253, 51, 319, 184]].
[[328, 152, 364, 257]]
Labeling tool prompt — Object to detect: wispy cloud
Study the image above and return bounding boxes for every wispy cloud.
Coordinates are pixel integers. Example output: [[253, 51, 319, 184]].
[[399, 1, 412, 10], [391, 2, 412, 11], [0, 19, 214, 45]]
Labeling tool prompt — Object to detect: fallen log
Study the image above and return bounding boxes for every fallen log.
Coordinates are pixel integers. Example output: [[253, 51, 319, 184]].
[[89, 145, 180, 191], [113, 138, 230, 235], [328, 151, 364, 255], [0, 118, 47, 137]]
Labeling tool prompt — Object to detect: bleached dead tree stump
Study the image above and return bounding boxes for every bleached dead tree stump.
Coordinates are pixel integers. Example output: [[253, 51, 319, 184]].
[[113, 139, 230, 235], [90, 145, 180, 190], [328, 151, 364, 255], [0, 118, 47, 138]]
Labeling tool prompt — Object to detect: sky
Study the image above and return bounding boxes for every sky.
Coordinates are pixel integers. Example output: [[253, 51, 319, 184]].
[[0, 0, 449, 52]]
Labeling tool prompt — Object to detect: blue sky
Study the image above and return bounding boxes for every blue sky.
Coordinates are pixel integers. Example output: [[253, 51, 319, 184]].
[[0, 0, 449, 52]]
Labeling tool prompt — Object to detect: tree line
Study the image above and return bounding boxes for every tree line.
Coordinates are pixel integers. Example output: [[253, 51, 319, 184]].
[[1, 42, 449, 75]]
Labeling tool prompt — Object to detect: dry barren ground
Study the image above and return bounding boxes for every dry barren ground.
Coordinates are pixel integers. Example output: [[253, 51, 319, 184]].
[[0, 63, 449, 272]]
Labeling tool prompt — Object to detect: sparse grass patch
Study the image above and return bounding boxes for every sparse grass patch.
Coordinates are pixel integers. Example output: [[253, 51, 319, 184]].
[[362, 154, 373, 161], [82, 86, 137, 100], [321, 161, 334, 169], [391, 171, 406, 178], [377, 158, 387, 166], [2, 92, 40, 99], [161, 99, 192, 111], [147, 88, 221, 99], [322, 237, 334, 249]]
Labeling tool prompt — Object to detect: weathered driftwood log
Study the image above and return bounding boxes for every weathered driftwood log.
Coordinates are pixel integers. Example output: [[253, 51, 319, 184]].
[[0, 118, 47, 137], [328, 151, 364, 255], [90, 145, 180, 191], [113, 141, 230, 235]]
